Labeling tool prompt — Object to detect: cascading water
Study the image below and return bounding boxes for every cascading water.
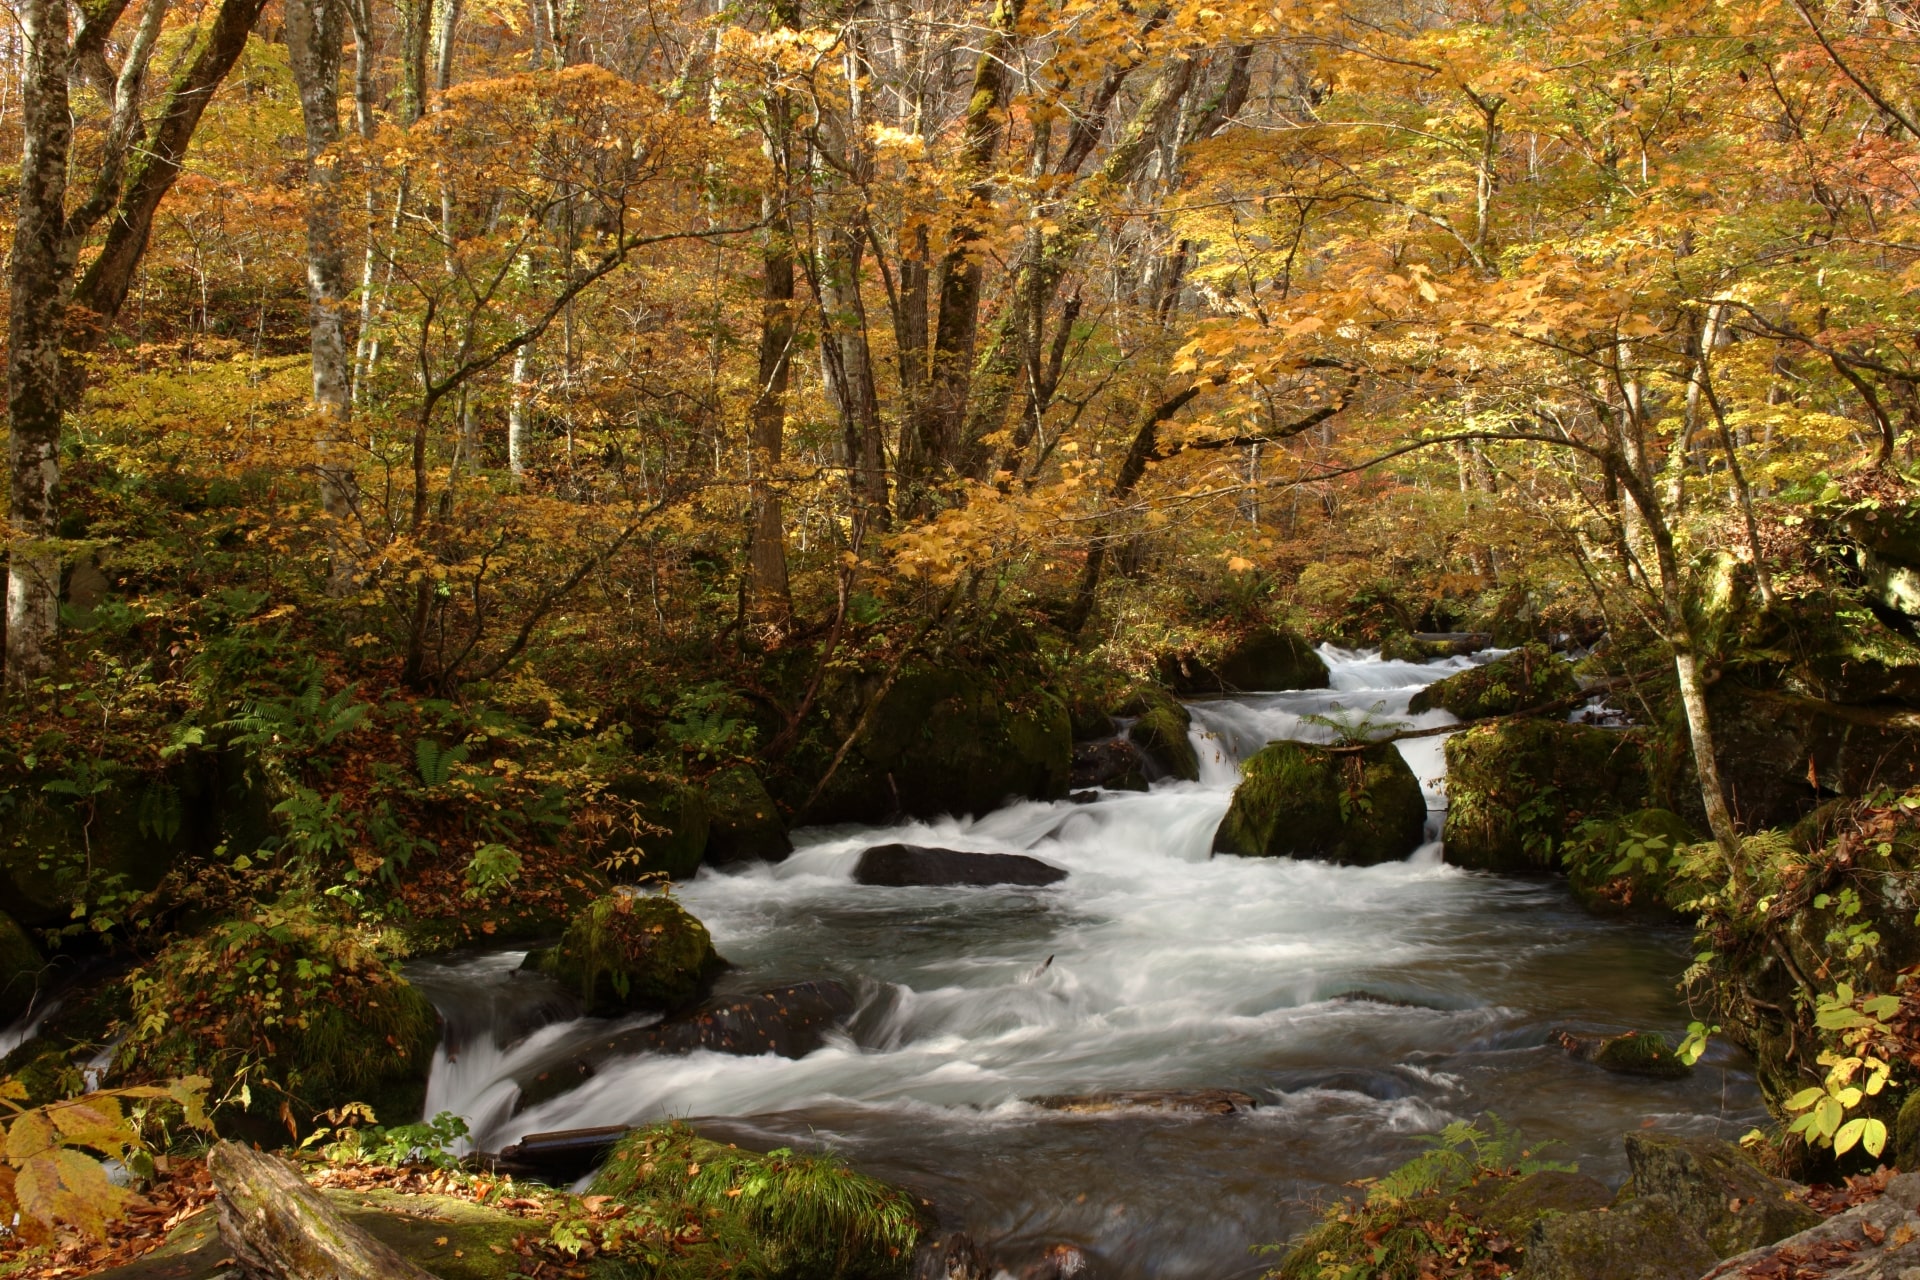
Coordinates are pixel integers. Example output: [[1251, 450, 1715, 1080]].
[[410, 648, 1763, 1277]]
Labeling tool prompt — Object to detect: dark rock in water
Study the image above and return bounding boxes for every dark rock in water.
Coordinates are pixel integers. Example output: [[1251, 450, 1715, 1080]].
[[1622, 1131, 1819, 1258], [1408, 643, 1577, 719], [1523, 1194, 1719, 1279], [515, 980, 856, 1111], [490, 1124, 631, 1177], [1442, 719, 1650, 873], [1552, 1029, 1693, 1079], [0, 909, 44, 1025], [1018, 1244, 1088, 1280], [1069, 739, 1149, 791], [1067, 790, 1103, 804], [1031, 1088, 1257, 1115], [532, 892, 725, 1017], [702, 764, 793, 865], [1117, 686, 1200, 782], [1212, 741, 1427, 865], [1703, 1170, 1920, 1278], [854, 843, 1067, 887], [1159, 627, 1330, 694], [914, 1231, 990, 1280]]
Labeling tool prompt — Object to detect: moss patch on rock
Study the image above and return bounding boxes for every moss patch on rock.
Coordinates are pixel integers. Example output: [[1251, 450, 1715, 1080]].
[[535, 892, 723, 1016], [598, 774, 712, 882], [1160, 627, 1330, 694], [1407, 644, 1578, 720], [703, 765, 792, 865], [589, 1122, 927, 1280], [1521, 1194, 1718, 1280], [794, 668, 1071, 824], [1213, 741, 1427, 865], [1118, 687, 1199, 782], [119, 896, 439, 1133], [1563, 808, 1706, 917], [1442, 720, 1650, 873]]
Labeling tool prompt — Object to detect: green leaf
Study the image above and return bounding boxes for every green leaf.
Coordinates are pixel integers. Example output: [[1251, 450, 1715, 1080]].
[[1784, 1087, 1824, 1112], [1834, 1117, 1866, 1154]]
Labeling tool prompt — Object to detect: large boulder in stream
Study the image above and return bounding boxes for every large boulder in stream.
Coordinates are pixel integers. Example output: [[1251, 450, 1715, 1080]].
[[1442, 720, 1651, 873], [1069, 738, 1149, 791], [702, 764, 793, 865], [1212, 741, 1427, 865], [1408, 643, 1578, 720], [1620, 1131, 1819, 1258], [1159, 627, 1330, 694], [853, 844, 1067, 888], [530, 892, 724, 1017], [515, 980, 857, 1112], [1117, 686, 1200, 781], [1522, 1194, 1721, 1280], [797, 668, 1072, 824]]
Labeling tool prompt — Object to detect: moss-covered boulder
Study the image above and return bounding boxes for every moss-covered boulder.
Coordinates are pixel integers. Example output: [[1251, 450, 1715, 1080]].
[[599, 773, 711, 881], [1553, 1029, 1693, 1079], [1622, 1131, 1819, 1257], [119, 897, 439, 1133], [1521, 1195, 1718, 1279], [1408, 644, 1578, 720], [0, 909, 44, 1025], [796, 668, 1072, 824], [534, 892, 723, 1017], [1118, 687, 1199, 782], [589, 1123, 926, 1280], [703, 765, 793, 866], [1213, 741, 1427, 865], [1160, 627, 1330, 694], [1441, 721, 1650, 873], [1563, 809, 1705, 916]]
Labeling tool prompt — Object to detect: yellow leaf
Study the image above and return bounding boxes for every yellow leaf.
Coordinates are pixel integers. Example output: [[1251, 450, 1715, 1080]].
[[15, 1147, 137, 1241]]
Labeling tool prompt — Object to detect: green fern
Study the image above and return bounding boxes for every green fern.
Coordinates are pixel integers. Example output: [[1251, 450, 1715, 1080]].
[[414, 738, 471, 788]]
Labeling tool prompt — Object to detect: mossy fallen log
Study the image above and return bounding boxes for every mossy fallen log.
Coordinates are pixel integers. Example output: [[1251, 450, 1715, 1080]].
[[209, 1140, 438, 1280]]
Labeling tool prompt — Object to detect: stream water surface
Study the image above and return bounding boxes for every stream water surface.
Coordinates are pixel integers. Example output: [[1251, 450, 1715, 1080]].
[[407, 649, 1765, 1278]]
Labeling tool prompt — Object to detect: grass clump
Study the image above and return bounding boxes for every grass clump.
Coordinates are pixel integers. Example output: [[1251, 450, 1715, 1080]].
[[536, 892, 723, 1016], [120, 892, 438, 1132], [588, 1122, 927, 1280]]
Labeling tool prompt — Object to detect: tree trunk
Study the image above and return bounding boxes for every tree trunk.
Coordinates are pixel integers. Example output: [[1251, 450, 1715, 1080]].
[[4, 0, 75, 692], [509, 341, 533, 480], [749, 204, 796, 630], [208, 1141, 438, 1280], [284, 0, 357, 594], [819, 224, 888, 526]]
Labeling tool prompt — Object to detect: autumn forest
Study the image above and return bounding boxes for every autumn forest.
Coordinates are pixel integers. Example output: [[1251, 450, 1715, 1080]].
[[6, 0, 1920, 1273]]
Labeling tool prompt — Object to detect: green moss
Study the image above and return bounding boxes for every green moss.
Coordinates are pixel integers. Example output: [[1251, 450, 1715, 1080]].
[[703, 765, 792, 865], [600, 775, 712, 881], [0, 908, 43, 1024], [1407, 644, 1577, 720], [1441, 721, 1650, 873], [1121, 687, 1199, 782], [119, 895, 440, 1132], [537, 893, 722, 1016], [1160, 627, 1329, 694], [1213, 741, 1426, 865], [589, 1122, 927, 1280], [1589, 1031, 1693, 1079]]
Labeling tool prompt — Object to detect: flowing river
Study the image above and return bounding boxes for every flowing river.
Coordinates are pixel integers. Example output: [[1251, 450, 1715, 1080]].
[[407, 648, 1765, 1278]]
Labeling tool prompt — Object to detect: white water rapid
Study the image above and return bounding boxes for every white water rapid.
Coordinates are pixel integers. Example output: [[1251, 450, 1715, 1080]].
[[407, 648, 1763, 1278]]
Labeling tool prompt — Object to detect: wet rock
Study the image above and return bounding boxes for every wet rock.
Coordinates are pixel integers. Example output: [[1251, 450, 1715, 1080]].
[[1442, 720, 1651, 873], [1030, 1088, 1258, 1115], [1552, 1029, 1693, 1079], [0, 909, 43, 1025], [1521, 1194, 1719, 1279], [1160, 627, 1330, 694], [853, 844, 1068, 888], [1069, 739, 1149, 791], [702, 764, 793, 865], [915, 1231, 990, 1280], [532, 892, 725, 1017], [1408, 644, 1578, 720], [795, 668, 1073, 825], [1121, 688, 1199, 782], [1469, 1170, 1614, 1238], [1703, 1170, 1920, 1277], [1212, 741, 1427, 866], [1896, 1091, 1920, 1172], [1622, 1130, 1819, 1258], [1018, 1243, 1088, 1279], [515, 981, 856, 1111]]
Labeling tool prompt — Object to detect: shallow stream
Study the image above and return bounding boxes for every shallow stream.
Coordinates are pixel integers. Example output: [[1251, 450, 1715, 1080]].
[[407, 649, 1765, 1277]]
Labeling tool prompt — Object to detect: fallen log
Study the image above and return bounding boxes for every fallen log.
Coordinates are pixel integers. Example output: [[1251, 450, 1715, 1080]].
[[208, 1140, 438, 1280], [487, 1124, 632, 1177]]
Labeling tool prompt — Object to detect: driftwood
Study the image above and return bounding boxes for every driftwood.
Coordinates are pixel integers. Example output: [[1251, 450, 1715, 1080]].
[[208, 1140, 437, 1280]]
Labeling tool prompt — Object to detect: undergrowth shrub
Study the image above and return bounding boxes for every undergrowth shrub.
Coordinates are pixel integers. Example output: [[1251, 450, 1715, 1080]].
[[120, 893, 438, 1133]]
